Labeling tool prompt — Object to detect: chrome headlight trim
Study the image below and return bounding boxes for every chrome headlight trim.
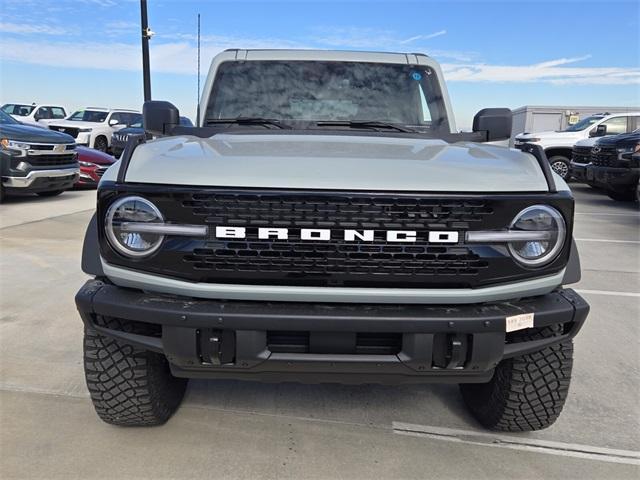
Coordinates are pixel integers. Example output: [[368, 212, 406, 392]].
[[507, 205, 566, 267], [105, 196, 165, 258]]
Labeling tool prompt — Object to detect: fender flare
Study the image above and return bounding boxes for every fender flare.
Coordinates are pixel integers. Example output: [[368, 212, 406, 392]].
[[562, 238, 582, 285], [81, 213, 105, 276]]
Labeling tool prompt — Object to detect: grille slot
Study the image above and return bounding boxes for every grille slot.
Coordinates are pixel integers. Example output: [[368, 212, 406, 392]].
[[27, 153, 77, 167], [266, 331, 402, 355]]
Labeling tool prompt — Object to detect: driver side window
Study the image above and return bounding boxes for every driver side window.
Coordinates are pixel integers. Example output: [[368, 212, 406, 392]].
[[600, 116, 627, 135]]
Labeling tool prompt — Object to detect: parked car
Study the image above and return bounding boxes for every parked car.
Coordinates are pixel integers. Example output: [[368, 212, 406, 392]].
[[110, 116, 193, 158], [0, 110, 78, 202], [77, 49, 589, 432], [585, 130, 640, 203], [514, 112, 640, 179], [49, 108, 141, 153], [1, 103, 67, 127], [75, 146, 116, 188]]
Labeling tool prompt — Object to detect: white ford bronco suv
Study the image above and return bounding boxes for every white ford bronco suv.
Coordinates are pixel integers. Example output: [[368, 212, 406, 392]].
[[76, 50, 589, 431]]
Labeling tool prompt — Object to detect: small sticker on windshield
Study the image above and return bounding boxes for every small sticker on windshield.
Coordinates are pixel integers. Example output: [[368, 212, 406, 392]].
[[411, 72, 422, 81]]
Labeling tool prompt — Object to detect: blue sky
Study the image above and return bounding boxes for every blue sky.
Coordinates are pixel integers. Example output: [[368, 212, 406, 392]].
[[1, 0, 638, 127]]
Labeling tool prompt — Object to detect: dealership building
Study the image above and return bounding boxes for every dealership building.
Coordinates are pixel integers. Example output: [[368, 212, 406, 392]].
[[511, 105, 639, 136]]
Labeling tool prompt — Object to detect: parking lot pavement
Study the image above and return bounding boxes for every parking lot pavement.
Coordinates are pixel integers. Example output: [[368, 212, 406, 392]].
[[1, 184, 639, 479]]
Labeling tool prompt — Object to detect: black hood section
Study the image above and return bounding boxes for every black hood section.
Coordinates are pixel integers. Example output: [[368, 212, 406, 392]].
[[596, 132, 640, 147], [117, 127, 144, 135], [0, 123, 74, 144]]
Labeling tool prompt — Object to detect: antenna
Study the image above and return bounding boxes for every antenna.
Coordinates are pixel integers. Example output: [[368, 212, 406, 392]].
[[196, 13, 201, 126]]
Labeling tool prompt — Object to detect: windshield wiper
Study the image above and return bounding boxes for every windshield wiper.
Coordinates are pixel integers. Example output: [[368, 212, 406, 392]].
[[315, 120, 417, 133], [206, 117, 291, 129]]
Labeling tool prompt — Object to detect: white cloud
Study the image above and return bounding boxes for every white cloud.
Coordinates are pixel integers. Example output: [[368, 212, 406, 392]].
[[0, 22, 68, 35], [400, 30, 447, 44], [441, 57, 640, 85]]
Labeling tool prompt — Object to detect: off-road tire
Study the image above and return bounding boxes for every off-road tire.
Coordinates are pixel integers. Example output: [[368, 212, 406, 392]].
[[459, 325, 573, 432], [548, 156, 570, 180], [93, 136, 108, 152], [36, 190, 64, 197], [605, 188, 635, 202], [83, 318, 188, 426]]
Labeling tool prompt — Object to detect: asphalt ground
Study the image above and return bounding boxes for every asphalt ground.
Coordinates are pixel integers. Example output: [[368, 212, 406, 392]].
[[1, 185, 639, 479]]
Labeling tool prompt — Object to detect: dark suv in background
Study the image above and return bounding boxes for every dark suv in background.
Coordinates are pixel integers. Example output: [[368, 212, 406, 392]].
[[111, 116, 193, 158], [0, 111, 78, 202], [586, 130, 640, 203]]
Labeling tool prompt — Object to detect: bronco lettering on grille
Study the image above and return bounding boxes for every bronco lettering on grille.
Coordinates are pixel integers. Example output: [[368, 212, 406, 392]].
[[215, 226, 459, 243]]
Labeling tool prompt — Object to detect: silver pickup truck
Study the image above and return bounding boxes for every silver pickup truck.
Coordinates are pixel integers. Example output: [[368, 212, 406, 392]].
[[76, 49, 588, 431]]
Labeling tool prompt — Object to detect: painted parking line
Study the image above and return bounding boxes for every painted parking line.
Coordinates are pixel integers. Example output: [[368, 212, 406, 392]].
[[392, 422, 640, 466], [575, 212, 640, 217], [575, 238, 640, 244], [575, 289, 640, 298]]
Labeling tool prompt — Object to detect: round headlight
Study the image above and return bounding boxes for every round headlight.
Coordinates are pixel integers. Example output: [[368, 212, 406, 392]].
[[105, 196, 164, 257], [508, 205, 566, 267]]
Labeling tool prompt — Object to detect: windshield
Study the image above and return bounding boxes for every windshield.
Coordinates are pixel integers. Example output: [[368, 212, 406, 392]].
[[563, 115, 604, 132], [68, 110, 108, 122], [206, 61, 449, 132], [1, 104, 35, 116], [0, 110, 20, 124]]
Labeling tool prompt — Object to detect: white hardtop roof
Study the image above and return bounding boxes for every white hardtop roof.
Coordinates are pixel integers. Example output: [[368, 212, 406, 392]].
[[223, 48, 430, 64]]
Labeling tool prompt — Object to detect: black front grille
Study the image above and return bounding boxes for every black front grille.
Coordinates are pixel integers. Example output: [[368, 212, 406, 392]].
[[98, 186, 574, 289], [27, 153, 77, 167], [572, 146, 592, 164], [96, 166, 108, 177], [182, 193, 492, 279], [184, 242, 488, 277], [184, 193, 494, 229], [50, 126, 79, 138], [592, 146, 619, 167]]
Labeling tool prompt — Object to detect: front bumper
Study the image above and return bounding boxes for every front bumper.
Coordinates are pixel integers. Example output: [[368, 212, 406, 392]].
[[569, 162, 589, 182], [2, 168, 79, 191], [585, 165, 639, 188], [76, 280, 588, 384]]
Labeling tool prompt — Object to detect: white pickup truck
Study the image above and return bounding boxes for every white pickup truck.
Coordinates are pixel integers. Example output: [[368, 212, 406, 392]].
[[1, 103, 68, 128], [514, 112, 640, 179]]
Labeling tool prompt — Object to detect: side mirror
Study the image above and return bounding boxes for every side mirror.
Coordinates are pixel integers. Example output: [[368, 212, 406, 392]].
[[143, 100, 180, 136], [108, 118, 120, 127], [589, 124, 607, 137], [473, 108, 512, 142]]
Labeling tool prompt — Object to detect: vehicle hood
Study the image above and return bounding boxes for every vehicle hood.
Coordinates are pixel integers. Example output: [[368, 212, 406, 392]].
[[574, 137, 598, 147], [595, 132, 640, 147], [124, 134, 551, 192], [516, 130, 581, 141], [49, 120, 103, 129], [0, 123, 74, 144], [77, 146, 116, 165], [116, 127, 144, 136]]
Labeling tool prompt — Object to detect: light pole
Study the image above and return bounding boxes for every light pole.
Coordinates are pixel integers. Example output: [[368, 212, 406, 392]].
[[140, 0, 153, 101]]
